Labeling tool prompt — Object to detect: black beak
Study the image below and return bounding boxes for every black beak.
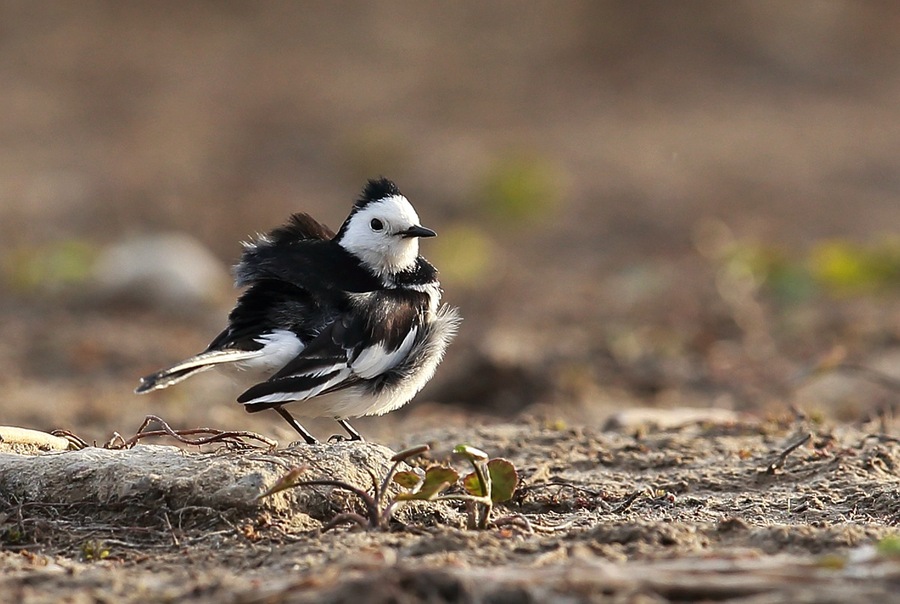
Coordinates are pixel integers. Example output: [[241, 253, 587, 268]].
[[401, 225, 437, 238]]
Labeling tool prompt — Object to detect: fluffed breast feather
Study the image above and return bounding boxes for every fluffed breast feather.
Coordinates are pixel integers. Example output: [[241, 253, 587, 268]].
[[237, 290, 458, 411], [362, 302, 461, 408]]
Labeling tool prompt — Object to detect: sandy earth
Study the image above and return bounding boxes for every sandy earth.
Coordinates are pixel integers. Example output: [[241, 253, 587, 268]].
[[2, 416, 899, 603]]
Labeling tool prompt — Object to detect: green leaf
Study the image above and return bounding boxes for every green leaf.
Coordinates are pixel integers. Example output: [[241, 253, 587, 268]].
[[393, 469, 424, 490], [486, 459, 518, 503], [396, 466, 458, 501], [462, 459, 519, 502], [453, 444, 489, 462], [462, 471, 486, 497], [419, 467, 459, 497]]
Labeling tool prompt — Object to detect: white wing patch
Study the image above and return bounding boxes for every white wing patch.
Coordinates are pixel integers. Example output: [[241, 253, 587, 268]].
[[351, 326, 418, 379], [235, 329, 304, 373], [242, 367, 352, 404], [245, 326, 419, 404]]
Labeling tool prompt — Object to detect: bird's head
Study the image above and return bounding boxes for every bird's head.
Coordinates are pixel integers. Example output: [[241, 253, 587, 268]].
[[336, 178, 436, 278]]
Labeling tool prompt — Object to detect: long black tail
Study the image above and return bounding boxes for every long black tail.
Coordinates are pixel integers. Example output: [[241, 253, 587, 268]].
[[135, 348, 263, 394], [135, 365, 212, 393]]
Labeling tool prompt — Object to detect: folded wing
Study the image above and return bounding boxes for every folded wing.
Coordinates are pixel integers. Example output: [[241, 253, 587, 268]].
[[237, 290, 426, 410]]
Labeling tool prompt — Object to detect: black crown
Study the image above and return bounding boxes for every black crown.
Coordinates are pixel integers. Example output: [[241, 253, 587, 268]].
[[357, 177, 401, 208]]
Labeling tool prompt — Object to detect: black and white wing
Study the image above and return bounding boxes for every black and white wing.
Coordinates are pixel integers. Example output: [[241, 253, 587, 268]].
[[237, 290, 426, 411], [210, 279, 324, 350], [135, 280, 319, 393]]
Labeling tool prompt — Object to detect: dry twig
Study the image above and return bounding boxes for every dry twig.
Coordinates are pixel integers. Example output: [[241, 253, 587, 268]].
[[611, 491, 643, 514], [766, 433, 812, 474], [106, 415, 277, 450]]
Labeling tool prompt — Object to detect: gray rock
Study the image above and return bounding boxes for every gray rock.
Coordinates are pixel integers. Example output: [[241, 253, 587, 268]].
[[92, 233, 231, 310], [0, 442, 401, 529]]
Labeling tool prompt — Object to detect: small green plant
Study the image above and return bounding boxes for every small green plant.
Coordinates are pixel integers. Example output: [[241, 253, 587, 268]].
[[696, 224, 900, 304], [479, 152, 565, 226], [258, 445, 451, 531], [258, 444, 522, 532], [810, 239, 900, 295], [446, 444, 519, 529], [80, 539, 110, 561], [877, 535, 900, 558], [1, 526, 26, 545], [431, 225, 493, 287], [4, 239, 97, 293]]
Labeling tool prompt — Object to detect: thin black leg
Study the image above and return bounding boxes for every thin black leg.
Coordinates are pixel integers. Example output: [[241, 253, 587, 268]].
[[337, 419, 364, 442], [273, 406, 318, 444]]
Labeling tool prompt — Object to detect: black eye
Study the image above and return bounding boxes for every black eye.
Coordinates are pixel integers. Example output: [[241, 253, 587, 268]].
[[370, 218, 384, 231]]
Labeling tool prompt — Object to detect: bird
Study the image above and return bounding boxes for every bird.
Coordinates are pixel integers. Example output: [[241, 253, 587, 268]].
[[135, 177, 460, 444]]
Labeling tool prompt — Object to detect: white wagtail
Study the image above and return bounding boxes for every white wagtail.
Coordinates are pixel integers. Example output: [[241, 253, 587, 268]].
[[136, 177, 460, 443]]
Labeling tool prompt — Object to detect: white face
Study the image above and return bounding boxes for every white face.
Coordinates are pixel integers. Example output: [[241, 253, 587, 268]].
[[339, 195, 425, 277]]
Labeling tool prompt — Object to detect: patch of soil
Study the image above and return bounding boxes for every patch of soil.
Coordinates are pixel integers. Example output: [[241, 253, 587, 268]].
[[2, 418, 899, 602]]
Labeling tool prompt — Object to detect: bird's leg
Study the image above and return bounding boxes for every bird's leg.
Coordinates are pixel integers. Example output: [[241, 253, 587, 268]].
[[273, 406, 318, 445], [330, 419, 364, 443]]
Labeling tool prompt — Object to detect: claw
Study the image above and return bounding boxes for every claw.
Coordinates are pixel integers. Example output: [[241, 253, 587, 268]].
[[336, 419, 364, 442]]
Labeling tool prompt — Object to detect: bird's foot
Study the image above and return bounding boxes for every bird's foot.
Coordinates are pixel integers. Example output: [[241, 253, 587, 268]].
[[334, 419, 364, 442], [288, 438, 320, 447], [327, 433, 365, 443]]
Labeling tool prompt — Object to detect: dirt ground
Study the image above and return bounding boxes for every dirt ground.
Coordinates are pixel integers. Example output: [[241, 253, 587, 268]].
[[2, 2, 900, 602], [2, 417, 899, 603]]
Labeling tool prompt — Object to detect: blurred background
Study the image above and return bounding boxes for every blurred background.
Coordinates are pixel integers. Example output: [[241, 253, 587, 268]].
[[2, 1, 899, 443]]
